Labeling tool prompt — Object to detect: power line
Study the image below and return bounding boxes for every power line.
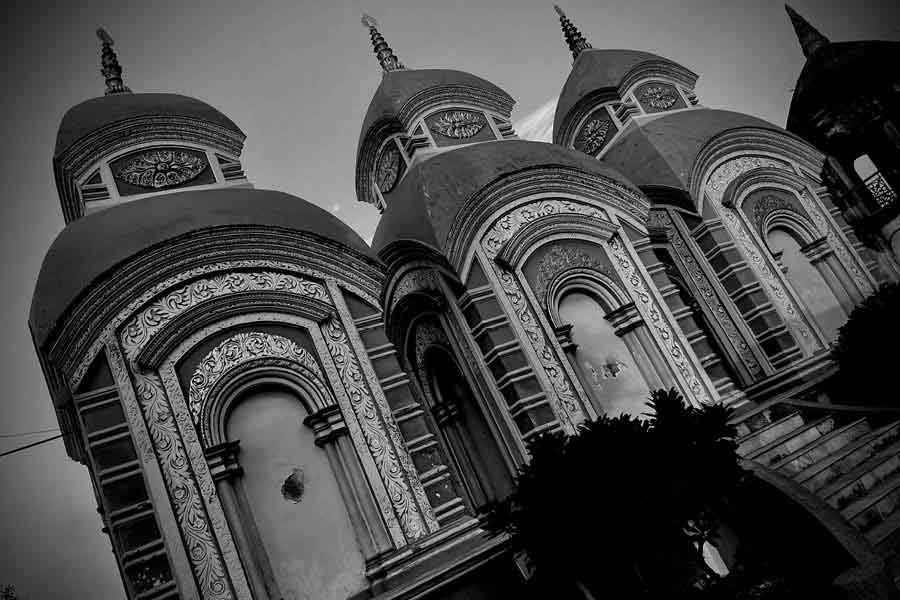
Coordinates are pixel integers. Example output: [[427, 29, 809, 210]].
[[0, 427, 60, 439], [0, 433, 67, 458]]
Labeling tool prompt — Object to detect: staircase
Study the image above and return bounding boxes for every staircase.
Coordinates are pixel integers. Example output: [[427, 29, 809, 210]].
[[732, 398, 900, 583]]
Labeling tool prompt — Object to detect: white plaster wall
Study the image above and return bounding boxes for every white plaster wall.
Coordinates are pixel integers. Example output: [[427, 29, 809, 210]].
[[227, 388, 366, 600]]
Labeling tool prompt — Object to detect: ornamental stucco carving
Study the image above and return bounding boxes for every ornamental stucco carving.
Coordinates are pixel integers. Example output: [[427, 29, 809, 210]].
[[114, 148, 208, 189], [111, 267, 434, 586], [705, 156, 818, 352], [574, 117, 611, 155], [606, 235, 710, 405], [652, 211, 764, 376], [751, 194, 809, 232], [188, 332, 323, 429], [374, 143, 401, 193], [638, 85, 678, 111], [429, 110, 486, 139], [531, 245, 617, 306], [481, 200, 614, 430], [389, 269, 440, 312]]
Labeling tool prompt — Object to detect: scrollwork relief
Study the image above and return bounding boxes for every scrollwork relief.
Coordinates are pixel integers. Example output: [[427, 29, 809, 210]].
[[114, 148, 208, 189], [638, 86, 678, 111], [188, 331, 323, 428], [532, 245, 617, 306], [653, 211, 763, 376], [389, 269, 440, 312], [607, 234, 710, 405], [574, 117, 611, 155], [374, 143, 401, 194], [429, 111, 487, 139]]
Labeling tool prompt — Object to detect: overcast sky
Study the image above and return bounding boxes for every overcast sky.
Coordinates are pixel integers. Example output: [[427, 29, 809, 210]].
[[1, 0, 897, 597]]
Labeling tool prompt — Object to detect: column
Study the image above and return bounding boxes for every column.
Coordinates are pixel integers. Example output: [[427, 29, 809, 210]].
[[205, 441, 273, 600], [801, 237, 863, 310], [305, 405, 394, 564]]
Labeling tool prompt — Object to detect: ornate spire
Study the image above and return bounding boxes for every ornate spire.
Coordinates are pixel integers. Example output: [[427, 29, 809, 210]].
[[784, 5, 830, 59], [554, 5, 592, 61], [361, 14, 405, 73], [96, 28, 131, 95]]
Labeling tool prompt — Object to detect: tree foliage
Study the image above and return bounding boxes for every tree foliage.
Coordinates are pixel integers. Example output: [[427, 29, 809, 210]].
[[484, 389, 844, 598], [831, 282, 900, 402]]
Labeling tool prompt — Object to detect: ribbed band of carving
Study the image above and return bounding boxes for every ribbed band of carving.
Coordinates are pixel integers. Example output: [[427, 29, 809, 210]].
[[554, 5, 592, 60], [97, 28, 131, 95], [364, 18, 404, 72]]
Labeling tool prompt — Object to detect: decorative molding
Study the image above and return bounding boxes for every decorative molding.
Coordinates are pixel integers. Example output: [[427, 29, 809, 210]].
[[573, 116, 611, 155], [638, 85, 679, 110], [429, 110, 487, 139], [531, 246, 618, 307], [114, 148, 208, 189], [374, 142, 401, 194], [705, 156, 820, 354], [752, 194, 809, 233], [188, 332, 323, 430], [483, 200, 609, 259], [493, 212, 617, 270], [653, 211, 765, 377], [388, 268, 441, 313], [606, 234, 710, 405]]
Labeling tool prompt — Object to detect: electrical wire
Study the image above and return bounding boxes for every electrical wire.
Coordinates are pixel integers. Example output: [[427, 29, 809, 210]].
[[0, 433, 70, 458], [0, 427, 60, 439]]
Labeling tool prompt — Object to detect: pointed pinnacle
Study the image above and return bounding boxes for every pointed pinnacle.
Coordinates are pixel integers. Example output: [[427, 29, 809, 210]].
[[784, 5, 829, 58], [554, 5, 592, 61], [361, 14, 404, 73], [96, 28, 131, 95]]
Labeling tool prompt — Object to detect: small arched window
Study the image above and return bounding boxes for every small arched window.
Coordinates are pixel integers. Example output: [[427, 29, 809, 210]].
[[854, 154, 896, 209], [558, 291, 651, 417]]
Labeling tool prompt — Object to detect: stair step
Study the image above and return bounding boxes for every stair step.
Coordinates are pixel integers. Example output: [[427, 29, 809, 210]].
[[840, 468, 900, 523], [802, 422, 900, 494], [774, 418, 871, 476], [822, 438, 900, 504], [736, 411, 806, 457], [867, 508, 900, 547], [747, 416, 836, 467]]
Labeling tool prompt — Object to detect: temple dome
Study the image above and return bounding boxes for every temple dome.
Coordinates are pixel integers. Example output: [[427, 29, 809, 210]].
[[359, 68, 514, 149], [372, 139, 639, 255], [30, 188, 370, 344], [553, 48, 697, 142], [601, 108, 789, 191], [55, 93, 244, 158], [787, 40, 900, 143]]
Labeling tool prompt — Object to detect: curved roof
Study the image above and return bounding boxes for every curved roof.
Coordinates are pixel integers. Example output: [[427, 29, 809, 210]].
[[602, 108, 784, 190], [787, 40, 900, 141], [554, 49, 689, 133], [359, 68, 513, 148], [31, 189, 370, 344], [55, 93, 244, 157], [372, 139, 638, 254]]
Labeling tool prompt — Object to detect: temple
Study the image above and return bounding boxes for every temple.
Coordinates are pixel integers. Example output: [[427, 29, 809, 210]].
[[29, 7, 900, 599]]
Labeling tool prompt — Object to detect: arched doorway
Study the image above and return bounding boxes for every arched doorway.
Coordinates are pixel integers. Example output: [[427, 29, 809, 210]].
[[423, 348, 514, 513], [558, 291, 652, 418], [226, 385, 367, 600], [767, 228, 847, 342]]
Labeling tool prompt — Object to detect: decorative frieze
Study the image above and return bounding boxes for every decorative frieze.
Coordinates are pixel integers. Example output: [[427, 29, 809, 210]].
[[606, 234, 710, 405], [113, 148, 208, 189], [429, 110, 487, 139]]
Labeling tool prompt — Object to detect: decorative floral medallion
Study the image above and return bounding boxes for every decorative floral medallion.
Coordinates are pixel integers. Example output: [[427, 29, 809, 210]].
[[114, 149, 208, 189], [639, 86, 678, 111], [374, 143, 401, 193], [574, 117, 611, 155], [430, 110, 487, 139]]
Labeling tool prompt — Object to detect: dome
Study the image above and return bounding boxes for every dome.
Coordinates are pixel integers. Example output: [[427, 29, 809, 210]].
[[372, 139, 639, 254], [358, 68, 514, 149], [30, 188, 370, 345], [553, 49, 696, 140], [601, 108, 787, 190], [55, 93, 244, 157], [787, 40, 900, 141]]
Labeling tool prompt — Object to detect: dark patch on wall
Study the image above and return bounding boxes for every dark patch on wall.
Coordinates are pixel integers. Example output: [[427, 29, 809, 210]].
[[281, 467, 305, 503]]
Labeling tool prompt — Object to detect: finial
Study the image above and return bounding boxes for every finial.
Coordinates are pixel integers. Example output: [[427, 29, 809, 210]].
[[784, 5, 830, 58], [361, 14, 405, 73], [554, 5, 592, 61], [96, 28, 131, 95]]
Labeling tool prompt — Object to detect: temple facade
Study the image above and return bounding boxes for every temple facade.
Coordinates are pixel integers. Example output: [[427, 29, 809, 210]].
[[29, 7, 900, 599]]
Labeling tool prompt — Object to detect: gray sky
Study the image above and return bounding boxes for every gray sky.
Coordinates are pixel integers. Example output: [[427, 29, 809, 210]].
[[1, 0, 897, 597]]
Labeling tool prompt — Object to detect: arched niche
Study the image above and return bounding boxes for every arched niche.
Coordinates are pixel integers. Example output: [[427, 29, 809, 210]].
[[223, 379, 368, 600], [765, 226, 847, 343], [421, 345, 515, 512]]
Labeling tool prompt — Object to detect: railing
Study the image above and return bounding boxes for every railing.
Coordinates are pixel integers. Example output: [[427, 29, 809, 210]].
[[863, 172, 897, 209]]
